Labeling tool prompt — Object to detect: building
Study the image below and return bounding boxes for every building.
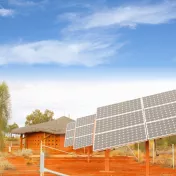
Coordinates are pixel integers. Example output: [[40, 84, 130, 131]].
[[12, 116, 74, 154]]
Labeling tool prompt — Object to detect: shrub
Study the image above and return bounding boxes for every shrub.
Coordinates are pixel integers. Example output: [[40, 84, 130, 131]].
[[13, 149, 33, 158], [0, 160, 14, 170], [5, 137, 19, 141], [0, 152, 9, 158]]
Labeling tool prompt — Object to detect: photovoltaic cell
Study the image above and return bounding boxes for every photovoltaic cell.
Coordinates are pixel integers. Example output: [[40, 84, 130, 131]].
[[94, 125, 146, 151], [74, 134, 93, 149], [147, 117, 176, 139], [73, 114, 96, 149], [64, 122, 75, 147], [76, 114, 95, 127], [95, 111, 144, 134], [65, 129, 75, 139], [75, 124, 94, 137], [145, 102, 176, 122], [143, 90, 176, 108], [64, 138, 74, 147], [97, 98, 142, 119]]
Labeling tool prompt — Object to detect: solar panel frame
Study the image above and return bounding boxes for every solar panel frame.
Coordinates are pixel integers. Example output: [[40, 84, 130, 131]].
[[64, 122, 75, 147]]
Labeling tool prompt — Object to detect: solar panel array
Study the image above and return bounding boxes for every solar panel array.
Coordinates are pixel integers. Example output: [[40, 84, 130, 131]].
[[73, 114, 96, 149], [93, 89, 176, 151], [64, 89, 176, 151], [64, 122, 75, 147]]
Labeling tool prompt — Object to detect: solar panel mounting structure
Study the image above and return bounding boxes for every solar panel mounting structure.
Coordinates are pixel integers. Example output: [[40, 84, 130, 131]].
[[64, 122, 75, 147], [74, 114, 96, 149]]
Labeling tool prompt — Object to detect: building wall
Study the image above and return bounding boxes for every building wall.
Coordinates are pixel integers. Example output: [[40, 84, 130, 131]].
[[24, 132, 74, 154]]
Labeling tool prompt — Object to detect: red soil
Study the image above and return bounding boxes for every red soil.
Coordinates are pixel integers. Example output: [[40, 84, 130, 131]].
[[2, 156, 176, 176]]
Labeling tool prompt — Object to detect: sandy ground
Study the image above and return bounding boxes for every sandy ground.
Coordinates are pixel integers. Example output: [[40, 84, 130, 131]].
[[1, 155, 176, 176]]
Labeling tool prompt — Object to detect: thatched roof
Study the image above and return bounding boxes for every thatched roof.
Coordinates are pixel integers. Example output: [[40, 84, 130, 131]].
[[11, 116, 74, 135]]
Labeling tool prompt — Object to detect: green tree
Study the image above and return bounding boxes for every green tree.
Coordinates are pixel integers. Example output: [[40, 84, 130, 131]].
[[7, 123, 19, 137], [25, 109, 54, 126], [8, 123, 19, 132], [0, 82, 11, 150]]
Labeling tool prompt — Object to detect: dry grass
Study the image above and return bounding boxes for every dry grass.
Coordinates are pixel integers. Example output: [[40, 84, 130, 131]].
[[13, 149, 33, 158], [0, 159, 14, 170], [0, 152, 9, 158], [154, 154, 175, 168]]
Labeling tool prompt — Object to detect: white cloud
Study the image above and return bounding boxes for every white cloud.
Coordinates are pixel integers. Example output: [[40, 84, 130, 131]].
[[8, 0, 39, 6], [7, 79, 176, 127], [0, 8, 14, 17], [63, 1, 176, 30], [0, 39, 124, 66]]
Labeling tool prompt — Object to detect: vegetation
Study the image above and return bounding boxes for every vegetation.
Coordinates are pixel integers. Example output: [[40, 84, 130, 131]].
[[7, 123, 19, 134], [0, 82, 11, 151], [0, 160, 14, 170], [13, 149, 33, 158], [25, 109, 54, 126]]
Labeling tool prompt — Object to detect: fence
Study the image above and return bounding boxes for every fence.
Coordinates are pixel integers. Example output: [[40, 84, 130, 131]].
[[39, 141, 91, 176]]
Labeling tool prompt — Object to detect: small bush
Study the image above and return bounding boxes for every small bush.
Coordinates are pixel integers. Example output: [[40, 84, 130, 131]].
[[5, 137, 19, 141], [0, 152, 9, 158], [13, 149, 33, 158], [0, 160, 14, 170]]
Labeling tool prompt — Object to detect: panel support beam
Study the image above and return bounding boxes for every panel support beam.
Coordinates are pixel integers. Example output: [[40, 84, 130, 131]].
[[100, 149, 114, 173], [87, 146, 91, 163], [145, 140, 150, 176], [105, 149, 110, 171]]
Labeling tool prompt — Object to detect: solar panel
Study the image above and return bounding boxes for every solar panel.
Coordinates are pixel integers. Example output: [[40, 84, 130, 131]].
[[73, 114, 96, 149], [95, 111, 144, 134], [147, 117, 176, 139], [94, 125, 146, 151], [145, 102, 176, 122], [97, 98, 142, 119], [74, 135, 93, 149], [142, 90, 176, 140], [64, 122, 75, 147], [76, 114, 95, 127], [75, 124, 94, 137], [93, 97, 147, 151], [143, 90, 176, 108]]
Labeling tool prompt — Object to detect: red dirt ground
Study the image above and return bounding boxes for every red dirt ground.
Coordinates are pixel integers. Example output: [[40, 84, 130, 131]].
[[2, 156, 176, 176]]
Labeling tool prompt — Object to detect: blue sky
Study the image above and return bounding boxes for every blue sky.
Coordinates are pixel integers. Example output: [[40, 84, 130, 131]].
[[0, 0, 176, 125], [0, 0, 176, 79]]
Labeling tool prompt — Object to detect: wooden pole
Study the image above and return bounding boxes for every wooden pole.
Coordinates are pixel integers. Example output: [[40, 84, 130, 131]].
[[145, 141, 150, 176], [105, 149, 110, 172], [138, 143, 140, 162], [20, 134, 23, 150], [87, 146, 91, 163], [153, 140, 155, 164], [172, 144, 174, 169]]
